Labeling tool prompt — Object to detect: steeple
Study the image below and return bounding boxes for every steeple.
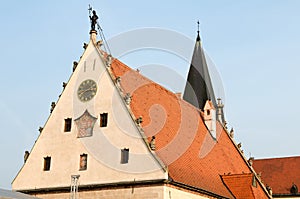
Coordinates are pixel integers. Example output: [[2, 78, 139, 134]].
[[183, 23, 216, 110]]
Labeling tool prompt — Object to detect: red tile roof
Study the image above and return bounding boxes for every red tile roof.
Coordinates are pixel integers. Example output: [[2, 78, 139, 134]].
[[253, 156, 300, 195], [222, 173, 269, 199], [110, 58, 270, 198]]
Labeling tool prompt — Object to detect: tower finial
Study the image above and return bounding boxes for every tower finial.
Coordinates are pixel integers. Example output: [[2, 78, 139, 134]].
[[88, 5, 98, 34], [197, 20, 200, 41]]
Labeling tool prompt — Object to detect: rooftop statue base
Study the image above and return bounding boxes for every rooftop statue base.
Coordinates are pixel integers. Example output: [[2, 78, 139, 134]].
[[90, 30, 97, 44]]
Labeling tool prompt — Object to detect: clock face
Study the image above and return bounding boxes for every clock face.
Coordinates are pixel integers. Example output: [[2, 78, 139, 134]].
[[77, 79, 97, 102]]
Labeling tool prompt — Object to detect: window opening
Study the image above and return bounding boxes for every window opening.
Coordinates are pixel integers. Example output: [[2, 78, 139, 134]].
[[100, 113, 108, 127], [79, 154, 88, 170], [121, 148, 129, 164], [43, 156, 51, 171], [64, 118, 72, 132]]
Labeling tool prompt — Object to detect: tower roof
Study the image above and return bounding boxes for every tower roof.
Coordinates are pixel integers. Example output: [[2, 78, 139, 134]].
[[183, 30, 216, 110]]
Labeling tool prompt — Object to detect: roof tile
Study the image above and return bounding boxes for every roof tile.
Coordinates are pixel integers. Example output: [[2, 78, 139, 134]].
[[111, 58, 270, 199], [253, 156, 300, 195]]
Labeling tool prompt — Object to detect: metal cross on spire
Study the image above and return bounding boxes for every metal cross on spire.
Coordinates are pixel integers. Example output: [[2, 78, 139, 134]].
[[196, 20, 201, 41]]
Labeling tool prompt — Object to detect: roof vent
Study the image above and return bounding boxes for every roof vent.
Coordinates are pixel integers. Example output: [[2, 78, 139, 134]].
[[291, 183, 298, 194]]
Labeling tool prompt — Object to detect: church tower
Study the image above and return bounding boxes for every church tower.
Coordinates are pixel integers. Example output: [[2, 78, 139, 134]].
[[183, 23, 217, 110]]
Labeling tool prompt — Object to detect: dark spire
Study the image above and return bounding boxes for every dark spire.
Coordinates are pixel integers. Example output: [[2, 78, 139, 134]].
[[183, 24, 216, 110]]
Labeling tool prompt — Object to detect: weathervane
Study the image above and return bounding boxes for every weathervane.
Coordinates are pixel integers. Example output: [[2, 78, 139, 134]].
[[197, 20, 200, 34], [88, 5, 98, 31]]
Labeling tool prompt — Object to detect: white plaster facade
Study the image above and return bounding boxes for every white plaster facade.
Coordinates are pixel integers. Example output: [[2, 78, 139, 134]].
[[33, 185, 214, 199], [12, 34, 167, 192]]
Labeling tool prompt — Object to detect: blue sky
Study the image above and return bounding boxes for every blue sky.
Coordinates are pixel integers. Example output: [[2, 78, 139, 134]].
[[1, 1, 300, 189]]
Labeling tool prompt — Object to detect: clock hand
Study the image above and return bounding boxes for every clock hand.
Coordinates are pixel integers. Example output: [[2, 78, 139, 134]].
[[78, 89, 89, 96], [78, 90, 86, 96], [78, 87, 96, 97]]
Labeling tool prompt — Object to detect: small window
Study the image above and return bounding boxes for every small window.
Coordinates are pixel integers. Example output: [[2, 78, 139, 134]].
[[100, 113, 108, 127], [207, 110, 210, 115], [64, 118, 72, 132], [79, 154, 88, 170], [43, 156, 51, 171], [121, 148, 129, 164]]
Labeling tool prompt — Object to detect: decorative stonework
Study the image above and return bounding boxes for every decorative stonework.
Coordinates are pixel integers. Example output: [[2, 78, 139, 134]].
[[124, 93, 131, 105], [149, 136, 156, 151], [83, 42, 88, 49], [74, 110, 97, 138], [50, 102, 56, 113], [73, 61, 78, 72]]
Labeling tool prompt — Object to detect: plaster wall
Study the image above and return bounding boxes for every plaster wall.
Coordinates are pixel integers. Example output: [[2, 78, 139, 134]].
[[12, 38, 166, 191]]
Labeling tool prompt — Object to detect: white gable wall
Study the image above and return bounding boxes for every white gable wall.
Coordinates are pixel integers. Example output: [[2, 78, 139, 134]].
[[12, 36, 167, 191]]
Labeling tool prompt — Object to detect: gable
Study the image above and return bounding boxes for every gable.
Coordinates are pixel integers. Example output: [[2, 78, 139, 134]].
[[12, 35, 167, 191]]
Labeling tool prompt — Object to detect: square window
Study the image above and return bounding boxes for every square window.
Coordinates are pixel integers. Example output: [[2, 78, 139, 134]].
[[100, 113, 108, 127], [64, 118, 72, 132], [121, 148, 129, 164], [79, 154, 88, 170], [43, 156, 51, 171]]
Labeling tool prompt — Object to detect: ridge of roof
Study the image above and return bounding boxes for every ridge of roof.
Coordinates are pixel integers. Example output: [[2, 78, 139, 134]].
[[254, 155, 300, 161]]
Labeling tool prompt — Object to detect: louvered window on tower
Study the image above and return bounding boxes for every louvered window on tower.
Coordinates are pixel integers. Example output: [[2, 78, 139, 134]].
[[100, 113, 108, 127], [121, 148, 129, 164], [64, 118, 72, 132], [43, 156, 51, 171]]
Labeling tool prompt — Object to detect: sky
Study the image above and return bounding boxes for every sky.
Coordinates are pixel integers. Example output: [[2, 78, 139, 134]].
[[1, 0, 300, 189]]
